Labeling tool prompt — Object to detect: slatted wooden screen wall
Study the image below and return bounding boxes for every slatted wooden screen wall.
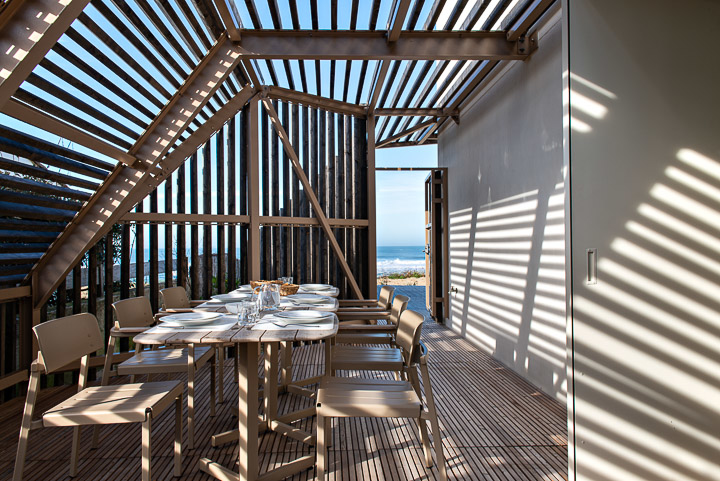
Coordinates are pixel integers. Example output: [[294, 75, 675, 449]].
[[0, 100, 370, 401]]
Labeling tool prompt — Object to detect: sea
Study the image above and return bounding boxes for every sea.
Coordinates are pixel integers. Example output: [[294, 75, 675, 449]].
[[376, 246, 425, 276], [137, 245, 425, 279]]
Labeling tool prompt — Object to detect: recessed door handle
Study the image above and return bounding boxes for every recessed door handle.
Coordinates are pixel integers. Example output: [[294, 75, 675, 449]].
[[586, 248, 597, 285]]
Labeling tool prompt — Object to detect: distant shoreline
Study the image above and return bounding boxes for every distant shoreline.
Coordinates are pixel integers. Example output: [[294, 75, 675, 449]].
[[377, 269, 426, 286]]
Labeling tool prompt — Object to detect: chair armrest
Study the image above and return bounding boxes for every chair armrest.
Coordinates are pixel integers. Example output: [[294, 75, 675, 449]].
[[337, 312, 391, 322], [338, 300, 379, 307], [110, 327, 149, 337], [337, 324, 397, 334], [189, 300, 205, 307], [337, 307, 389, 313]]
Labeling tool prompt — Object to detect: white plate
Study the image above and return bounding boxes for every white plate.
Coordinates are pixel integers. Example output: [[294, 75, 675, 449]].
[[299, 284, 333, 291], [160, 311, 222, 325], [286, 294, 332, 304], [212, 293, 252, 303], [233, 285, 253, 292], [275, 310, 332, 323]]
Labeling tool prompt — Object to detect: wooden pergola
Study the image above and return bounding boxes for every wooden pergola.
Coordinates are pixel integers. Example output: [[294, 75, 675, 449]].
[[0, 0, 555, 395]]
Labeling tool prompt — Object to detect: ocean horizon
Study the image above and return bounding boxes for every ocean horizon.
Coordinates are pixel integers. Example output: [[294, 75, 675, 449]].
[[139, 245, 425, 277]]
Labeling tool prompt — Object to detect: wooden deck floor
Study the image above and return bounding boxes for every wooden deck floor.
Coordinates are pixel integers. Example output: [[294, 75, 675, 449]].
[[0, 286, 567, 480]]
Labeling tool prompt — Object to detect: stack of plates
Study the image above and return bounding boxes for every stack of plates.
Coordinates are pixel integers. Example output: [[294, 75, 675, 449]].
[[233, 285, 253, 293], [286, 294, 332, 305], [159, 312, 223, 327], [211, 292, 252, 303], [274, 310, 333, 324], [299, 284, 333, 291]]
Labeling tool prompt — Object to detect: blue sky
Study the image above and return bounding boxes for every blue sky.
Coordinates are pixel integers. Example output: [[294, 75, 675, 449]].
[[376, 144, 438, 246]]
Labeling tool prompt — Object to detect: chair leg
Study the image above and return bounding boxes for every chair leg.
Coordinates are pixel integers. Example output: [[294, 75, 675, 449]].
[[217, 346, 224, 404], [142, 417, 152, 481], [69, 426, 82, 476], [174, 395, 183, 477], [408, 369, 432, 466], [421, 362, 447, 480], [210, 351, 217, 417], [93, 336, 117, 448], [233, 346, 239, 383], [187, 344, 195, 449], [13, 370, 40, 481], [316, 412, 327, 481]]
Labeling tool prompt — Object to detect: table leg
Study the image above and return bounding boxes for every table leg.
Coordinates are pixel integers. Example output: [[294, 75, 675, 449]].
[[237, 342, 259, 481], [187, 343, 195, 450], [264, 342, 279, 423], [280, 341, 292, 389]]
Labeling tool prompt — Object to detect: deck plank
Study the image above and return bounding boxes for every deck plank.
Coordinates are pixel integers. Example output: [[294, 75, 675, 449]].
[[0, 286, 567, 480]]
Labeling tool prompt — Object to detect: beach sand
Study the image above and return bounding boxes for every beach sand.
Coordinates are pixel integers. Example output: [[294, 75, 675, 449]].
[[377, 276, 427, 286]]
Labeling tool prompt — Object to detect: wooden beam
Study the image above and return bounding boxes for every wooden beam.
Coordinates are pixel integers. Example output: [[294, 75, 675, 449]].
[[376, 118, 437, 148], [1, 98, 138, 167], [265, 86, 366, 117], [261, 97, 364, 299], [235, 30, 529, 61], [119, 213, 367, 227], [30, 39, 251, 308], [506, 0, 556, 41], [212, 0, 242, 41], [0, 285, 31, 302], [368, 61, 390, 114], [0, 370, 28, 391], [374, 108, 457, 116], [386, 0, 412, 43], [247, 99, 261, 281], [417, 120, 439, 145], [366, 115, 378, 297], [0, 0, 90, 109]]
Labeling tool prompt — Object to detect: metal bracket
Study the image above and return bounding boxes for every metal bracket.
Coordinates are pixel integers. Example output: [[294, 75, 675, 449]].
[[516, 31, 539, 58]]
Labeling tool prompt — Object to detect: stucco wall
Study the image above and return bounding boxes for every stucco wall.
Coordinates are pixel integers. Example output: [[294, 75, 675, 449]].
[[438, 18, 565, 402]]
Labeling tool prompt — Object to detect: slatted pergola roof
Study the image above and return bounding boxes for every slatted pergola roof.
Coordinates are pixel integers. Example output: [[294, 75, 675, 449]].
[[0, 0, 556, 305]]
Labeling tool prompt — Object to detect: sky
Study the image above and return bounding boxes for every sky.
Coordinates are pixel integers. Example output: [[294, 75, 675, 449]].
[[375, 144, 438, 246]]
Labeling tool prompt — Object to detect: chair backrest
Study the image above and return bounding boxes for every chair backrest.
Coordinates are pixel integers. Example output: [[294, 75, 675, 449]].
[[388, 294, 409, 325], [112, 296, 154, 328], [377, 286, 395, 309], [33, 313, 103, 374], [395, 309, 424, 367], [160, 286, 191, 309]]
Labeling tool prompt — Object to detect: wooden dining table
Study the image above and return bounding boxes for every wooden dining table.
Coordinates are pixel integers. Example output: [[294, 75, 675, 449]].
[[134, 299, 338, 481]]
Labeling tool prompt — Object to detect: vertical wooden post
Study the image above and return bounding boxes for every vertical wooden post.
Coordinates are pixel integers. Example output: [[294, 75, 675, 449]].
[[135, 205, 145, 298], [203, 142, 212, 298], [239, 108, 249, 284], [88, 244, 97, 316], [366, 114, 378, 296], [318, 109, 328, 283], [104, 234, 113, 344], [165, 176, 174, 289], [190, 153, 200, 299], [150, 190, 159, 312], [216, 130, 226, 294], [248, 99, 261, 281], [227, 116, 237, 289], [261, 102, 270, 280], [177, 163, 187, 290], [270, 100, 280, 280], [72, 264, 81, 314], [291, 104, 300, 280]]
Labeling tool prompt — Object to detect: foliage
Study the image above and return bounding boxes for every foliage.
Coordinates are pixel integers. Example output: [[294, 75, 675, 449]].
[[384, 270, 425, 279]]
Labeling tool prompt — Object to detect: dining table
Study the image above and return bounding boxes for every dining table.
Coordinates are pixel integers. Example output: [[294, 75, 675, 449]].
[[134, 291, 338, 481]]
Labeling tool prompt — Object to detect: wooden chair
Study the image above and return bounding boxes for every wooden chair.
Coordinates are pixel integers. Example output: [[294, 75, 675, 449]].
[[98, 296, 215, 449], [13, 313, 183, 481], [316, 310, 446, 480], [161, 286, 239, 401], [335, 294, 409, 345], [160, 286, 204, 311], [337, 285, 394, 313]]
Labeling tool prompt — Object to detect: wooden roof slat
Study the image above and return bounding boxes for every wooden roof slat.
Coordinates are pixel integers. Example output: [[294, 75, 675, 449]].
[[444, 0, 471, 29], [99, 0, 192, 79], [482, 0, 516, 30], [0, 252, 43, 266], [350, 0, 360, 30], [13, 89, 133, 151], [376, 60, 402, 109], [24, 73, 139, 141], [78, 11, 174, 100], [151, 0, 205, 59], [51, 41, 156, 121], [0, 230, 61, 243], [289, 1, 301, 28], [0, 125, 114, 171], [0, 157, 98, 191], [369, 0, 381, 29], [406, 0, 424, 29], [0, 264, 37, 277], [380, 60, 434, 139], [0, 201, 75, 222], [170, 0, 214, 50], [424, 0, 448, 30], [265, 86, 366, 117], [354, 60, 370, 105], [38, 58, 149, 132], [63, 28, 165, 110], [0, 0, 90, 109], [342, 60, 353, 102], [314, 60, 322, 96], [267, 0, 282, 29], [244, 0, 262, 28], [331, 0, 338, 30], [0, 136, 109, 180], [461, 0, 492, 30], [192, 0, 226, 38], [0, 243, 52, 254], [330, 60, 336, 99], [0, 189, 82, 211], [0, 219, 66, 232]]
